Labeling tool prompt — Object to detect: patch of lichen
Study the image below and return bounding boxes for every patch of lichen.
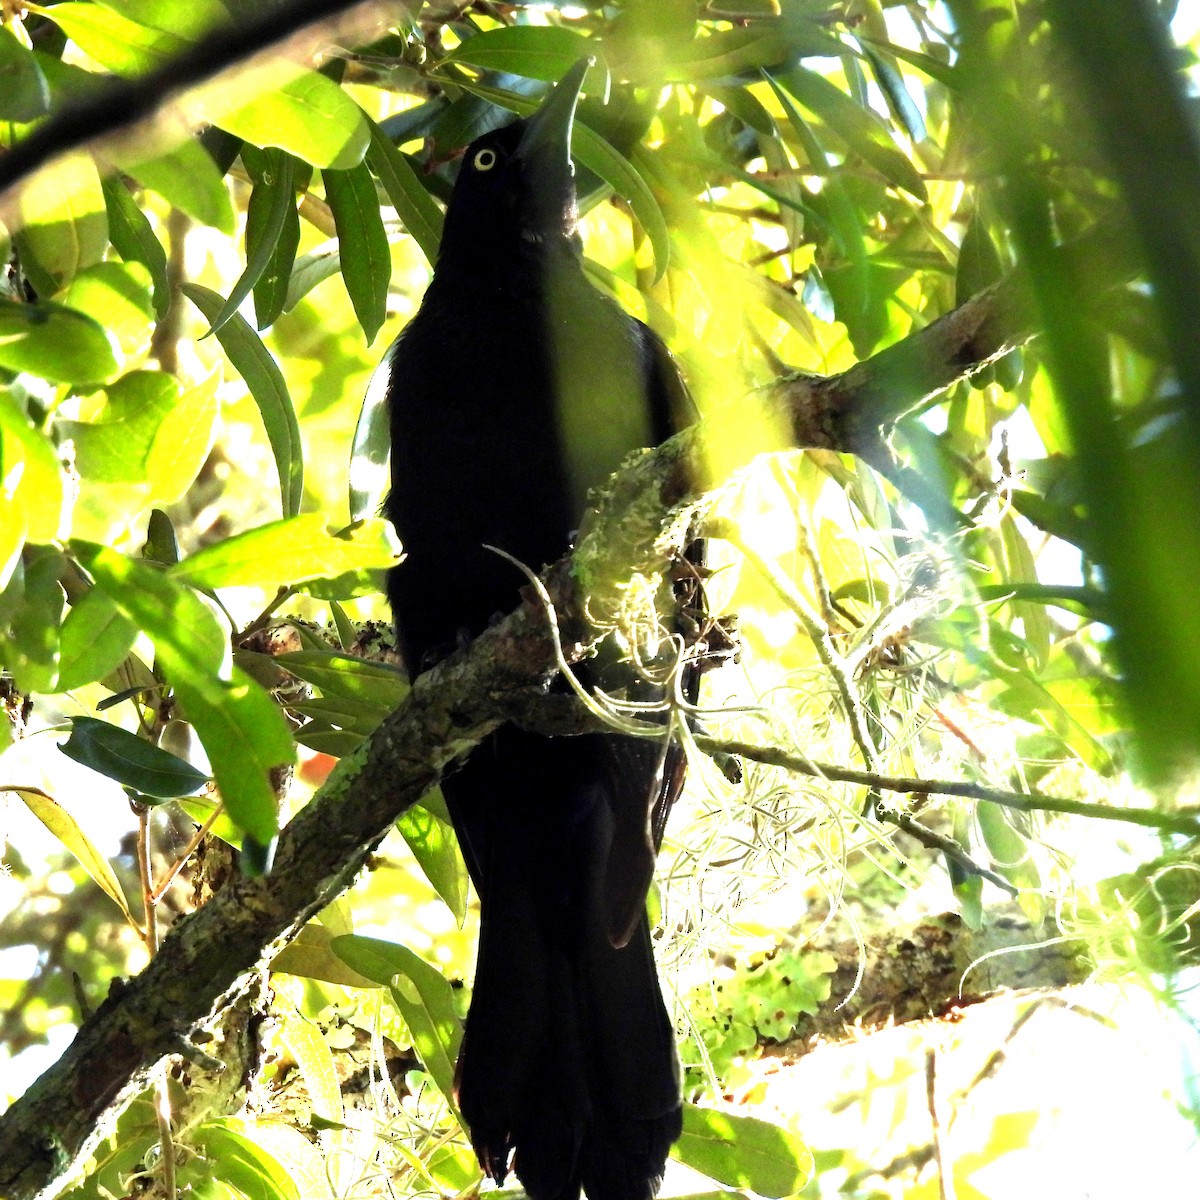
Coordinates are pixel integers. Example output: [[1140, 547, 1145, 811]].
[[571, 438, 702, 663]]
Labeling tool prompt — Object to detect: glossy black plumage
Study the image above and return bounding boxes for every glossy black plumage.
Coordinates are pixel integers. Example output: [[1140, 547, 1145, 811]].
[[381, 62, 687, 1200]]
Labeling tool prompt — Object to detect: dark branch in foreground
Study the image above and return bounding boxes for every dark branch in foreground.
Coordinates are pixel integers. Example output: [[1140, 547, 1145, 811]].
[[0, 0, 379, 211], [0, 225, 1137, 1199]]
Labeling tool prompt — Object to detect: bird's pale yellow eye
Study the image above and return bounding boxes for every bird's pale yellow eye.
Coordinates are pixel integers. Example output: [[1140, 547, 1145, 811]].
[[473, 148, 498, 171]]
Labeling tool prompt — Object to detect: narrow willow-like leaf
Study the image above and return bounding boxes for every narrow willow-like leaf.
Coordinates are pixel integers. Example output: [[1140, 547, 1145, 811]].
[[205, 148, 295, 337], [170, 515, 399, 590], [14, 786, 135, 925], [324, 161, 391, 344], [859, 41, 926, 142], [775, 67, 928, 200], [101, 175, 170, 319], [252, 163, 302, 329], [182, 283, 303, 517], [365, 120, 443, 266]]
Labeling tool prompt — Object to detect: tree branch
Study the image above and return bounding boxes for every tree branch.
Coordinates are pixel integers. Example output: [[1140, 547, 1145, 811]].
[[762, 909, 1088, 1055], [696, 736, 1200, 839]]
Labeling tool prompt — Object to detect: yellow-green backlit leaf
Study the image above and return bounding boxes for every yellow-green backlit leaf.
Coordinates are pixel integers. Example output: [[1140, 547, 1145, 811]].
[[171, 515, 399, 590], [12, 786, 135, 924]]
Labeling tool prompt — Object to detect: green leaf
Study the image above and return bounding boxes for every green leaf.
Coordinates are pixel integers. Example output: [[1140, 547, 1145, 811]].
[[955, 210, 1004, 304], [858, 36, 961, 89], [859, 41, 926, 142], [673, 1105, 812, 1198], [775, 67, 928, 200], [12, 786, 135, 925], [14, 151, 108, 293], [182, 283, 303, 518], [365, 119, 443, 267], [115, 136, 236, 235], [999, 512, 1051, 670], [276, 649, 408, 713], [59, 715, 211, 799], [350, 351, 393, 521], [144, 367, 221, 504], [325, 162, 391, 344], [170, 515, 399, 590], [283, 247, 343, 312], [3, 545, 65, 692], [145, 508, 181, 566], [57, 588, 137, 692], [397, 800, 469, 925], [0, 27, 50, 121], [0, 491, 25, 596], [75, 542, 294, 845], [271, 921, 380, 987], [189, 1120, 300, 1200], [250, 157, 303, 330], [200, 64, 370, 170], [331, 935, 463, 1109], [280, 1015, 344, 1123], [59, 370, 181, 485], [579, 136, 671, 283], [27, 1, 184, 74], [204, 148, 297, 337], [977, 801, 1045, 923], [705, 0, 782, 14], [98, 0, 230, 41], [444, 25, 593, 81], [290, 693, 389, 737], [101, 175, 170, 320], [293, 721, 362, 758], [0, 388, 69, 542], [57, 261, 154, 360], [658, 29, 798, 80]]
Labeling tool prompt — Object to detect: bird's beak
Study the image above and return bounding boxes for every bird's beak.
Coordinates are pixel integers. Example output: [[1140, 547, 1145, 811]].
[[515, 56, 594, 170]]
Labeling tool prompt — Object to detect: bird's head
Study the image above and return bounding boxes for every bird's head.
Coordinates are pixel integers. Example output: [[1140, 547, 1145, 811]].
[[439, 57, 593, 254]]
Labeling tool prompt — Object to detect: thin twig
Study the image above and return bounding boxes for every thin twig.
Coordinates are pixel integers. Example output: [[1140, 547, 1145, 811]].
[[882, 806, 1018, 896], [150, 801, 224, 904], [694, 734, 1200, 837], [926, 1049, 955, 1200], [135, 801, 177, 1200]]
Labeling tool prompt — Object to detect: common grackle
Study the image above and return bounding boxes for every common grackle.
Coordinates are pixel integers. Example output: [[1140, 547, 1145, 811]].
[[381, 59, 690, 1200]]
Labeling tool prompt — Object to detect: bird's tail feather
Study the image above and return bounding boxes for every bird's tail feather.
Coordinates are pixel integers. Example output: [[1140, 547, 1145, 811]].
[[447, 739, 681, 1200]]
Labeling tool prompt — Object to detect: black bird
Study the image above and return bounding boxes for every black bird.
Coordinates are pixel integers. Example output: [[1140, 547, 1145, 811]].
[[382, 60, 690, 1200]]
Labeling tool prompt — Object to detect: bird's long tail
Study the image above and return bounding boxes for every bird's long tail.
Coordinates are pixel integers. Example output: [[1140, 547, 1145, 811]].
[[446, 729, 682, 1200]]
